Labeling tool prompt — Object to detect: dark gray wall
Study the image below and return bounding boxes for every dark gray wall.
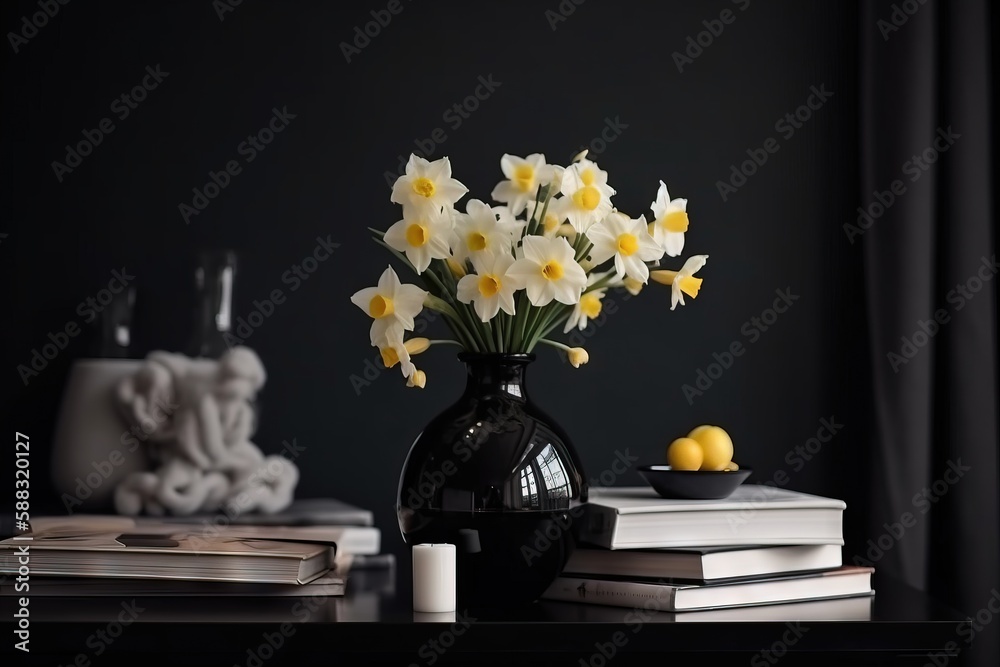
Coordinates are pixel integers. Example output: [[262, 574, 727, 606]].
[[2, 0, 867, 561]]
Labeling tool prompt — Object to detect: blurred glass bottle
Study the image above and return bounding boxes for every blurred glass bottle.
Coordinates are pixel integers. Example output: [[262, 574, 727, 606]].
[[96, 283, 137, 358], [187, 249, 238, 358]]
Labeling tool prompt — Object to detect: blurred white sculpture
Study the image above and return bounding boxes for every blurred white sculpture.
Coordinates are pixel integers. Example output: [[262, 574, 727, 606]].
[[113, 347, 298, 516]]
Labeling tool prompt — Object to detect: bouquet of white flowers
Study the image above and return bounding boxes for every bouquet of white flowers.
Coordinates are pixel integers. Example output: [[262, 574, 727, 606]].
[[351, 150, 709, 388]]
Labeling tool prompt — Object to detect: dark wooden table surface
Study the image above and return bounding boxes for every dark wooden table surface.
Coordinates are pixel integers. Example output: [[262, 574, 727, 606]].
[[7, 566, 969, 666]]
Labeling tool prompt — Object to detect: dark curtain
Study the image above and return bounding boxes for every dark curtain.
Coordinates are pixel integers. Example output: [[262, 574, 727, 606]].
[[861, 1, 998, 666]]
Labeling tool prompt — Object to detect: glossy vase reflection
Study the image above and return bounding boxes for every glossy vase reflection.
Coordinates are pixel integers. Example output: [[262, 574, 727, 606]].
[[397, 354, 587, 607]]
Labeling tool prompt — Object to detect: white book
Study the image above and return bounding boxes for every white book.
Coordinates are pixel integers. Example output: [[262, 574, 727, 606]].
[[563, 544, 843, 581], [542, 566, 873, 611], [580, 485, 845, 549], [545, 590, 874, 621]]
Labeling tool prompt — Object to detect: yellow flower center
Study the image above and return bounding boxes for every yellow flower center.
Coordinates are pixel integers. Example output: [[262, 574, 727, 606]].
[[467, 232, 488, 251], [580, 168, 596, 186], [580, 293, 602, 319], [616, 233, 639, 256], [572, 186, 601, 211], [406, 223, 429, 247], [369, 294, 394, 318], [513, 164, 535, 192], [679, 276, 703, 299], [661, 210, 689, 233], [478, 274, 501, 297], [541, 260, 564, 281], [380, 346, 400, 368], [411, 177, 436, 198], [543, 213, 560, 234]]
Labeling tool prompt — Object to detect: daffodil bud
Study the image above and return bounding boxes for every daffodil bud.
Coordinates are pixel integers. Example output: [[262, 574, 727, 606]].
[[579, 257, 595, 272], [446, 258, 466, 278], [568, 347, 590, 368], [404, 338, 431, 355], [406, 369, 427, 388], [650, 270, 677, 286], [572, 149, 589, 163], [623, 276, 644, 296]]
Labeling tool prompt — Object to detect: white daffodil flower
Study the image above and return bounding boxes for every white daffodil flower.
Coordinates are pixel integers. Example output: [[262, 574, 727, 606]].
[[650, 254, 709, 311], [451, 199, 522, 266], [586, 212, 664, 283], [507, 236, 587, 307], [383, 205, 454, 274], [563, 275, 607, 333], [649, 180, 689, 257], [490, 153, 559, 216], [378, 329, 418, 379], [390, 154, 469, 214], [350, 266, 428, 346], [456, 253, 519, 322], [406, 369, 427, 388], [559, 158, 615, 234], [527, 197, 566, 237]]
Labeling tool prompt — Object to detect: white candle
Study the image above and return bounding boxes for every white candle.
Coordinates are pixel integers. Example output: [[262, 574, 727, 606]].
[[412, 543, 456, 613]]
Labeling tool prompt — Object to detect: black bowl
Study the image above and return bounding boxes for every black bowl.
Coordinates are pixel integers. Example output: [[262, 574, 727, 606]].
[[637, 465, 752, 500]]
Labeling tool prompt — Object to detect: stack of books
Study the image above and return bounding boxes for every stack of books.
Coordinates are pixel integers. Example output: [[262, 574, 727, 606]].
[[542, 485, 873, 615], [0, 498, 392, 597]]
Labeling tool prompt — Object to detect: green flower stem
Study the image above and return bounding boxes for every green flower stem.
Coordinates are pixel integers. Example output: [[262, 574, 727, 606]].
[[584, 272, 617, 293], [575, 240, 593, 263], [427, 339, 463, 347], [536, 309, 572, 342], [522, 302, 554, 351], [525, 185, 545, 236], [526, 305, 568, 350], [535, 337, 573, 353]]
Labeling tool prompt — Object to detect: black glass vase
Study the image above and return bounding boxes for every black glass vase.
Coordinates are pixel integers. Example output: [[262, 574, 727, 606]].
[[396, 353, 588, 608]]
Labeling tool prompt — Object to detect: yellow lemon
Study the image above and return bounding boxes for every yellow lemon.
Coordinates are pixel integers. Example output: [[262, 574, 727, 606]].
[[688, 425, 734, 471], [667, 437, 704, 471], [723, 461, 739, 471]]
